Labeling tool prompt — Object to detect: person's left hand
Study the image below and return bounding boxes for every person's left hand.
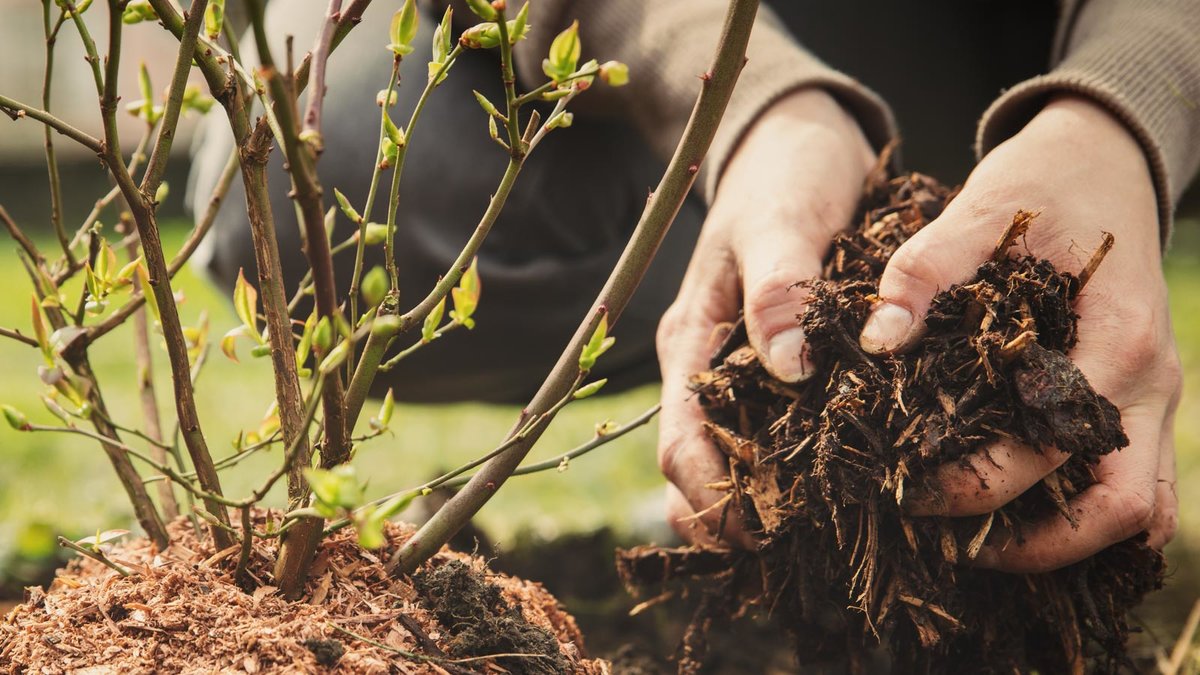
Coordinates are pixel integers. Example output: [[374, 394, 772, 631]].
[[861, 95, 1181, 573]]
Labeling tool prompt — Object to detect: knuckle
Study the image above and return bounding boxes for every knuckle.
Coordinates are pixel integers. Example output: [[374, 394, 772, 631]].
[[742, 268, 809, 329], [656, 433, 684, 483], [881, 236, 948, 298], [1110, 484, 1156, 538]]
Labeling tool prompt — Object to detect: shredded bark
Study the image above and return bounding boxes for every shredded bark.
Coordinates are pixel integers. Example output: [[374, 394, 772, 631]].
[[0, 514, 603, 674], [618, 161, 1165, 674]]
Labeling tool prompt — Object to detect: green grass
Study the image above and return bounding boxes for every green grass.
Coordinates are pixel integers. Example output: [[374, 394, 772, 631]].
[[0, 222, 666, 558]]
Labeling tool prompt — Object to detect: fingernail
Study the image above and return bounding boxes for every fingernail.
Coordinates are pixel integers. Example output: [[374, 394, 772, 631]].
[[860, 302, 915, 354], [765, 327, 815, 383]]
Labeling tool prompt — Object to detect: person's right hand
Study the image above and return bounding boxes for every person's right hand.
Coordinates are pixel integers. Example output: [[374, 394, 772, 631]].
[[656, 88, 876, 546]]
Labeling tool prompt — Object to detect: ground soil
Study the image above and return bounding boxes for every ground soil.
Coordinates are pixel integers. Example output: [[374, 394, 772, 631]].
[[0, 513, 605, 674], [617, 159, 1166, 674]]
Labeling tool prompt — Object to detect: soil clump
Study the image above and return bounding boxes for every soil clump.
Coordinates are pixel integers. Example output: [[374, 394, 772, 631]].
[[618, 161, 1165, 673]]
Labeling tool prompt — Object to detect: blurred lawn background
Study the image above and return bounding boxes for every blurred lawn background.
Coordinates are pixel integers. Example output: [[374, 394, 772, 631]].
[[0, 216, 1197, 651]]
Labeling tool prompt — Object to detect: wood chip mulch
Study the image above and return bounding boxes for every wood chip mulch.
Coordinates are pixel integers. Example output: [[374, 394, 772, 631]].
[[1, 513, 606, 674]]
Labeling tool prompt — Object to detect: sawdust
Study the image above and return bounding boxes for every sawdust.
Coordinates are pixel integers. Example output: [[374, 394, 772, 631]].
[[1, 514, 604, 674]]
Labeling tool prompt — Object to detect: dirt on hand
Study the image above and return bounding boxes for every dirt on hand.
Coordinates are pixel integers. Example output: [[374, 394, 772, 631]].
[[0, 513, 603, 674], [618, 157, 1165, 674]]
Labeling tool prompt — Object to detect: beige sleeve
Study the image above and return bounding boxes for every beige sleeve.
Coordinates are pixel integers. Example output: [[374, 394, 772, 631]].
[[976, 0, 1200, 239], [510, 1, 896, 203]]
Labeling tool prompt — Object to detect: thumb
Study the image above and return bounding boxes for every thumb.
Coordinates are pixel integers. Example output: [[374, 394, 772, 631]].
[[860, 201, 1012, 354]]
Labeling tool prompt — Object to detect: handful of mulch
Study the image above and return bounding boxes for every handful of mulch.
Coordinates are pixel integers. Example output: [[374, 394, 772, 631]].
[[618, 163, 1164, 674]]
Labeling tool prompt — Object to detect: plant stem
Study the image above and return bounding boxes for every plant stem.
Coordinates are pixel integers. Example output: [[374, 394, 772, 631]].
[[100, 0, 233, 549], [246, 0, 352, 597], [0, 94, 103, 154], [70, 356, 172, 549], [57, 537, 131, 577], [300, 0, 343, 150], [87, 148, 239, 342], [139, 0, 208, 197], [495, 10, 522, 153], [127, 235, 179, 520], [41, 3, 73, 266], [390, 0, 762, 575], [326, 402, 658, 536], [347, 58, 399, 333], [344, 156, 523, 426]]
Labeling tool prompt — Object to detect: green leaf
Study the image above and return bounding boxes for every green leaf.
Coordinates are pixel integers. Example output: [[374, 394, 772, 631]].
[[363, 222, 388, 246], [545, 111, 574, 130], [370, 388, 395, 431], [356, 506, 386, 549], [383, 112, 406, 147], [573, 378, 608, 400], [600, 60, 629, 87], [233, 268, 262, 343], [334, 188, 362, 223], [422, 296, 446, 343], [181, 85, 215, 114], [449, 258, 481, 329], [312, 316, 333, 353], [121, 0, 156, 23], [509, 2, 530, 43], [543, 20, 580, 82], [429, 6, 454, 84], [361, 266, 389, 308], [31, 296, 53, 365], [295, 313, 316, 367], [319, 340, 351, 375], [135, 263, 160, 324], [460, 22, 501, 49], [76, 529, 129, 548], [578, 314, 615, 371], [57, 0, 93, 18], [304, 465, 363, 513], [464, 0, 497, 21], [204, 0, 225, 39], [388, 0, 419, 56], [473, 90, 500, 117], [376, 491, 418, 523], [220, 326, 246, 362], [2, 405, 30, 431]]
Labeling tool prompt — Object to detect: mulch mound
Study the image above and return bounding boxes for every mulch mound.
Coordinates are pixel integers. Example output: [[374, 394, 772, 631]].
[[1, 514, 605, 674], [618, 161, 1165, 673]]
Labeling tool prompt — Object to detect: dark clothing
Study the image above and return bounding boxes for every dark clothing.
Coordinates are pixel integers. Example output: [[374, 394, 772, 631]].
[[189, 2, 1061, 403]]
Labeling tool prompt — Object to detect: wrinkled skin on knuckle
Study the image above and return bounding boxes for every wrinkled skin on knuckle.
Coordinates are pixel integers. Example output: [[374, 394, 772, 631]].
[[742, 267, 809, 330]]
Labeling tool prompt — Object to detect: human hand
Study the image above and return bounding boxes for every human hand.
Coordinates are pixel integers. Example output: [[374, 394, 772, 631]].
[[656, 89, 876, 546], [865, 96, 1180, 572]]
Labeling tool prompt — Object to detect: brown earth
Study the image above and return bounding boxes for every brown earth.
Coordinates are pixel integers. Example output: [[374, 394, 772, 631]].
[[618, 156, 1165, 674], [0, 513, 605, 674]]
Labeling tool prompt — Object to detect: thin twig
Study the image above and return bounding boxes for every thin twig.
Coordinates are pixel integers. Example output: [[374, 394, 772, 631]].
[[391, 0, 762, 574], [57, 537, 131, 577], [0, 94, 103, 154]]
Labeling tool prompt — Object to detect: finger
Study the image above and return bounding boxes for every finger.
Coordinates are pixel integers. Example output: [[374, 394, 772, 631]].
[[736, 223, 826, 383], [860, 197, 1015, 355], [973, 407, 1162, 573], [656, 249, 751, 547], [904, 438, 1071, 517], [666, 483, 719, 547], [1147, 408, 1179, 550]]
